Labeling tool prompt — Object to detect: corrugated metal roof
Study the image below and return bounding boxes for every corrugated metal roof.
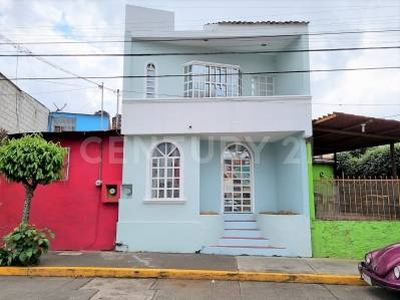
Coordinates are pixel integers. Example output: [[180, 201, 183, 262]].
[[313, 112, 400, 155], [208, 21, 309, 25]]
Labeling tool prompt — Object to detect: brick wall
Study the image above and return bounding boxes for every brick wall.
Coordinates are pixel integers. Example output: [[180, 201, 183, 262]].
[[0, 73, 49, 133]]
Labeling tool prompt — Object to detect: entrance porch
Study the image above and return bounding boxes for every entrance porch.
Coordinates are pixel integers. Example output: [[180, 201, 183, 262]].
[[199, 135, 312, 256]]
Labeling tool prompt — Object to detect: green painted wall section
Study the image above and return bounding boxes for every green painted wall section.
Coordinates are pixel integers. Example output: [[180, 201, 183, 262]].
[[312, 164, 334, 180], [307, 143, 315, 220], [312, 220, 400, 259]]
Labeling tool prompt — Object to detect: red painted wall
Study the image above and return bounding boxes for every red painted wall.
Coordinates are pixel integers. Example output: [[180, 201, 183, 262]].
[[0, 132, 123, 250]]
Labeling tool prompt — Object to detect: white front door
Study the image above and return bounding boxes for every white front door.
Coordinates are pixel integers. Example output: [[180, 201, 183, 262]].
[[223, 143, 253, 213]]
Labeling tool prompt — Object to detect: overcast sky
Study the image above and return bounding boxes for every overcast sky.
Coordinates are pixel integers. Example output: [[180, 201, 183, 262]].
[[0, 0, 399, 119]]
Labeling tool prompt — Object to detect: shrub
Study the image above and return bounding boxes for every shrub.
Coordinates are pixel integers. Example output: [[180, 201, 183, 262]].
[[0, 248, 12, 266], [0, 223, 54, 266], [337, 145, 400, 177]]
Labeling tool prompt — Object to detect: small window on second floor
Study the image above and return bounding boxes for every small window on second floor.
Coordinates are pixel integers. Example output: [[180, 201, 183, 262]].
[[251, 76, 274, 96], [52, 117, 76, 132], [146, 63, 156, 98]]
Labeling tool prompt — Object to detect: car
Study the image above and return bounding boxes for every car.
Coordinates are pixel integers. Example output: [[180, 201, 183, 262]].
[[358, 242, 400, 291]]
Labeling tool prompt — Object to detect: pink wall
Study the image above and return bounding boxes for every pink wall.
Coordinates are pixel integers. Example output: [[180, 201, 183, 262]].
[[0, 132, 123, 250]]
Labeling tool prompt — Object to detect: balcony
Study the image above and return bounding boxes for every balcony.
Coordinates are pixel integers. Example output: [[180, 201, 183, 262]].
[[122, 95, 312, 137]]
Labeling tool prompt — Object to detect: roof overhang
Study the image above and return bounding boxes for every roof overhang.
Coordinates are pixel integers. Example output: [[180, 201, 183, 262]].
[[312, 112, 400, 155]]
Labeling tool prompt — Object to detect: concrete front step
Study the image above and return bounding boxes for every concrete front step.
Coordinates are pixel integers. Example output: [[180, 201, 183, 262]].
[[223, 214, 255, 221], [224, 221, 258, 230], [217, 237, 269, 247], [201, 245, 288, 256], [201, 213, 287, 256], [224, 229, 263, 238]]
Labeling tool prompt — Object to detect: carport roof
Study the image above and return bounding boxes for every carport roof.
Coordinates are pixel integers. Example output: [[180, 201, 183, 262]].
[[313, 112, 400, 155]]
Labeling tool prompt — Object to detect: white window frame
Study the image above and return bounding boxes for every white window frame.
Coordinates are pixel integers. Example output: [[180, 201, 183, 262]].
[[145, 62, 157, 98], [251, 75, 275, 96], [145, 141, 185, 204], [183, 61, 242, 98]]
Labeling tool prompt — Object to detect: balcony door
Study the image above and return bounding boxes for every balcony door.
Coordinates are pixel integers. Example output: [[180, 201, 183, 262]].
[[222, 143, 253, 213], [183, 61, 242, 98]]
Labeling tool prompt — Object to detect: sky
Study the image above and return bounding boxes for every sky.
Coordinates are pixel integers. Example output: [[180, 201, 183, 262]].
[[0, 0, 399, 120]]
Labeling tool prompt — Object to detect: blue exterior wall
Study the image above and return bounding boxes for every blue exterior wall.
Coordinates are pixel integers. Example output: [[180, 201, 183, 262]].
[[123, 41, 309, 100], [199, 139, 221, 213], [273, 134, 309, 214], [200, 139, 279, 214], [116, 135, 224, 252], [275, 36, 310, 95], [200, 138, 310, 215], [48, 112, 110, 131], [116, 134, 310, 253]]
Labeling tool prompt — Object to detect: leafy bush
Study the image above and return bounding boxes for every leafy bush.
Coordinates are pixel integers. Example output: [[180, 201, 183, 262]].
[[337, 145, 400, 177], [0, 248, 12, 266], [0, 224, 54, 266]]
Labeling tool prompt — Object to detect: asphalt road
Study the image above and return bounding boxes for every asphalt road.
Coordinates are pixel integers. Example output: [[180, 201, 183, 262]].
[[0, 277, 398, 300]]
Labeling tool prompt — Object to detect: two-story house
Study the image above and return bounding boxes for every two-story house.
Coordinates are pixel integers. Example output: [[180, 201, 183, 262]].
[[117, 5, 312, 256]]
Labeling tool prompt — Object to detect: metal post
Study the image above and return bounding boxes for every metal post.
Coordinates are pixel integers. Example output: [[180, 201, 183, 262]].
[[390, 142, 397, 177], [116, 89, 120, 115], [100, 82, 104, 130], [334, 152, 338, 177]]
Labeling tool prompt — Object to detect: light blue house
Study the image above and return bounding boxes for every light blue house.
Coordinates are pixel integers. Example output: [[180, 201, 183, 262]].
[[48, 111, 110, 132], [117, 5, 313, 256]]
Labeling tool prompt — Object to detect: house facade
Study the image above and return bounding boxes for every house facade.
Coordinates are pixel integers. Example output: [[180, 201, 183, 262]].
[[48, 111, 110, 132], [0, 72, 49, 134], [0, 130, 123, 250], [117, 5, 312, 256]]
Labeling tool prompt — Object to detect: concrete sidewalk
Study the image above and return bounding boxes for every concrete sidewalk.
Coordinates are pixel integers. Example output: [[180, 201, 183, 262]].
[[0, 251, 364, 285]]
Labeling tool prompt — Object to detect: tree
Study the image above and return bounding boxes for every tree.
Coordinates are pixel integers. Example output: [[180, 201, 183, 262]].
[[0, 128, 7, 145], [0, 134, 66, 224]]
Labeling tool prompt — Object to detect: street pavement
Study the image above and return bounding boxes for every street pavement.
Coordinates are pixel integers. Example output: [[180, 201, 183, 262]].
[[0, 250, 372, 299], [38, 251, 359, 275], [0, 277, 398, 300]]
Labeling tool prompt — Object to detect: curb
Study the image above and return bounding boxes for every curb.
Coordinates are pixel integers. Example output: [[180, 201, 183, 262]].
[[0, 267, 365, 285]]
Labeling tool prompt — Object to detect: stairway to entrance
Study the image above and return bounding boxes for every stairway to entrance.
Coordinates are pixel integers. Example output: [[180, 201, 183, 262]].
[[201, 214, 288, 256]]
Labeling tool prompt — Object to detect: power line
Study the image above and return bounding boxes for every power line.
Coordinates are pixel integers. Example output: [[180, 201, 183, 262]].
[[1, 66, 398, 81], [0, 28, 399, 45], [0, 34, 117, 93], [0, 86, 96, 96], [0, 45, 398, 57]]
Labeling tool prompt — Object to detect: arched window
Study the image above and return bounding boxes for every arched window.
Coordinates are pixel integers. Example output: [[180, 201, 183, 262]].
[[151, 142, 180, 199], [146, 63, 156, 98]]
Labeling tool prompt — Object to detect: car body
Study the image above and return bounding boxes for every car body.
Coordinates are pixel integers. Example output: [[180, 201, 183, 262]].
[[358, 242, 400, 291]]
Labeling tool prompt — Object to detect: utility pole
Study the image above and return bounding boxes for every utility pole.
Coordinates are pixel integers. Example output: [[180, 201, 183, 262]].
[[100, 82, 104, 130], [15, 43, 20, 133], [116, 89, 120, 115]]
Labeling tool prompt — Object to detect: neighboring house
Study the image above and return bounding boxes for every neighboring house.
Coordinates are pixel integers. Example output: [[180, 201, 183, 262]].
[[0, 72, 49, 134], [0, 130, 123, 250], [48, 111, 110, 132], [313, 156, 335, 180], [117, 5, 312, 256], [311, 113, 400, 259], [112, 114, 122, 130]]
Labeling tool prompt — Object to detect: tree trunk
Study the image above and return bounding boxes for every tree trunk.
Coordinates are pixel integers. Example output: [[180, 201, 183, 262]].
[[22, 184, 35, 224]]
